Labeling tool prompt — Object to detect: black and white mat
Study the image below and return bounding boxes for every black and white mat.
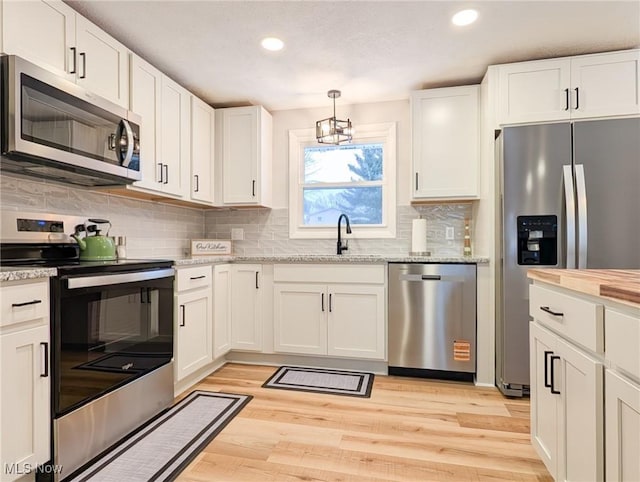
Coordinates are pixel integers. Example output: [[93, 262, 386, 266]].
[[67, 390, 251, 482], [262, 366, 374, 398]]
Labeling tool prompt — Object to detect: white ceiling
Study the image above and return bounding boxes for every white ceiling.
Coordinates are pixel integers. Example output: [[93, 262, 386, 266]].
[[66, 1, 640, 112]]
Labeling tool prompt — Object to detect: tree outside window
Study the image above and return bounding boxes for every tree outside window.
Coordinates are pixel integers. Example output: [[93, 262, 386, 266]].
[[303, 143, 384, 226]]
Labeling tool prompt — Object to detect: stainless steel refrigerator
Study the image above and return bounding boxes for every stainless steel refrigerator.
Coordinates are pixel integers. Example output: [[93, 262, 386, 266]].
[[496, 118, 640, 397]]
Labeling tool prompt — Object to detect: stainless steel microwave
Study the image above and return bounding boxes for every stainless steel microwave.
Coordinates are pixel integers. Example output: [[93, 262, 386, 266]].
[[1, 55, 141, 186]]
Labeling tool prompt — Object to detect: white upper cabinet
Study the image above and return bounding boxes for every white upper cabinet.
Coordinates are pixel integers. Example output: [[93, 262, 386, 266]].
[[1, 0, 75, 79], [216, 106, 272, 207], [190, 96, 215, 204], [130, 54, 189, 198], [570, 51, 640, 119], [74, 15, 129, 108], [130, 54, 162, 192], [1, 0, 130, 108], [411, 85, 480, 200], [498, 49, 640, 124], [160, 75, 190, 197]]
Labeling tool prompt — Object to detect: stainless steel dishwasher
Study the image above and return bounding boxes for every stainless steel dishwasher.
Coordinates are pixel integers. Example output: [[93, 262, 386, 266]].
[[388, 263, 477, 379]]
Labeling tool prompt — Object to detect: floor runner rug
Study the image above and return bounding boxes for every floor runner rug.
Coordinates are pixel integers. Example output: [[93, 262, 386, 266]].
[[67, 390, 251, 482], [262, 365, 374, 398]]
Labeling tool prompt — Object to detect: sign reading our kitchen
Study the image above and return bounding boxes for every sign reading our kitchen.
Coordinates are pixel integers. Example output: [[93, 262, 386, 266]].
[[191, 239, 232, 256]]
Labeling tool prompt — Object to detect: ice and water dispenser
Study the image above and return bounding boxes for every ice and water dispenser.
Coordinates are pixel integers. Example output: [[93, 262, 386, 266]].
[[517, 215, 557, 265]]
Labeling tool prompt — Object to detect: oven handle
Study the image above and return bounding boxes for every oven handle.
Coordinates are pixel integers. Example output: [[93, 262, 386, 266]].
[[67, 268, 175, 289]]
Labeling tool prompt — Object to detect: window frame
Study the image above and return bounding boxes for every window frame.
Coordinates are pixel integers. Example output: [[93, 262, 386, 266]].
[[288, 122, 396, 239]]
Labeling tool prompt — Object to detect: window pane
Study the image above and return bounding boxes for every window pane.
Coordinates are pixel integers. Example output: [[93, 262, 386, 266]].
[[304, 143, 383, 183], [303, 187, 382, 225]]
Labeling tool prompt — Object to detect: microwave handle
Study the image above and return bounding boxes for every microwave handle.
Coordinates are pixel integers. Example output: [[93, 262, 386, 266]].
[[115, 119, 135, 167]]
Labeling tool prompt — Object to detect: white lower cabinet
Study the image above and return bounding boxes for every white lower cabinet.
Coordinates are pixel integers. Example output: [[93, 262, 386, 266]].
[[604, 307, 640, 482], [0, 279, 50, 481], [273, 283, 327, 355], [327, 284, 385, 359], [231, 264, 263, 351], [530, 322, 604, 482], [605, 369, 640, 482], [213, 264, 232, 358], [175, 266, 213, 382], [528, 279, 640, 482], [273, 264, 386, 360]]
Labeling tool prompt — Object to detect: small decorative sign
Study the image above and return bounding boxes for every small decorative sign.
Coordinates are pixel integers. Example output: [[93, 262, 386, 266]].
[[190, 239, 232, 256]]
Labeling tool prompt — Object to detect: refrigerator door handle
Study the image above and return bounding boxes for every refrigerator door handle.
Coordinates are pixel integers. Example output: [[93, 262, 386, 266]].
[[575, 164, 588, 269], [563, 165, 576, 269]]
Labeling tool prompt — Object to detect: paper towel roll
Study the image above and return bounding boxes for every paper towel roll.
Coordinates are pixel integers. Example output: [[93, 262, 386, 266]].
[[411, 218, 428, 254]]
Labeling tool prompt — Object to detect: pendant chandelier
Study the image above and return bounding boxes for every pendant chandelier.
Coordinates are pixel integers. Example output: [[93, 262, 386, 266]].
[[316, 90, 353, 145]]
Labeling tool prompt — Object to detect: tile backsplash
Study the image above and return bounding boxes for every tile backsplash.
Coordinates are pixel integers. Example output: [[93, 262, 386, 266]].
[[0, 173, 204, 259], [1, 173, 472, 259], [205, 204, 473, 257]]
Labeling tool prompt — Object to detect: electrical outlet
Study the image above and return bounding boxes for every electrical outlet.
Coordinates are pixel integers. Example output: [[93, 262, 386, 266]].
[[231, 228, 244, 240], [445, 226, 455, 240]]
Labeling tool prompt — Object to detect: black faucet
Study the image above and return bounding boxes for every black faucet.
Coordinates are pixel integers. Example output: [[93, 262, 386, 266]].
[[336, 213, 352, 255]]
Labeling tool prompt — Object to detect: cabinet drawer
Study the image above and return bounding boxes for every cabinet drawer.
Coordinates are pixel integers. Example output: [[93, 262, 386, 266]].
[[176, 265, 212, 292], [529, 284, 604, 353], [273, 264, 385, 284], [0, 280, 49, 328], [605, 308, 640, 382]]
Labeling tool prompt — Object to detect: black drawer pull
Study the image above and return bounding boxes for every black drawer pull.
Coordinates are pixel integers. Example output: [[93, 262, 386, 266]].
[[11, 299, 42, 308], [70, 47, 77, 74], [190, 275, 206, 280], [540, 306, 563, 317], [550, 355, 561, 394], [40, 342, 49, 378], [543, 350, 553, 388]]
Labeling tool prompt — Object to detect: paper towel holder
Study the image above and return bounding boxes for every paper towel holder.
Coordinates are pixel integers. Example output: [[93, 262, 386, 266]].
[[410, 215, 430, 256]]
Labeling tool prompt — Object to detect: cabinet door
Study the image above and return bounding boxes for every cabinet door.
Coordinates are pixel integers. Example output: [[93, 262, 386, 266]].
[[529, 322, 559, 478], [175, 289, 213, 382], [0, 325, 50, 479], [130, 55, 162, 192], [571, 51, 640, 119], [498, 59, 571, 124], [231, 264, 262, 351], [412, 86, 479, 199], [222, 106, 259, 204], [75, 15, 129, 108], [556, 337, 604, 482], [605, 369, 640, 482], [327, 284, 385, 359], [273, 283, 327, 355], [160, 75, 190, 197], [190, 96, 215, 203], [1, 0, 75, 79], [213, 264, 232, 358]]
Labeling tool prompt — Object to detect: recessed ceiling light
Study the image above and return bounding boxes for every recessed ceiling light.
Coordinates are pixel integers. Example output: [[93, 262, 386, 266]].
[[261, 37, 284, 51], [452, 9, 478, 26]]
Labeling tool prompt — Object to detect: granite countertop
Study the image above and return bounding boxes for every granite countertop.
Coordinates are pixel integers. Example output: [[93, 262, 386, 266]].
[[173, 254, 489, 266], [527, 268, 640, 307], [0, 266, 57, 282]]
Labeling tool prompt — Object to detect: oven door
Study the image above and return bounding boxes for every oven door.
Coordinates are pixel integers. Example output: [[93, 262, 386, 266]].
[[52, 268, 174, 417], [1, 55, 141, 186]]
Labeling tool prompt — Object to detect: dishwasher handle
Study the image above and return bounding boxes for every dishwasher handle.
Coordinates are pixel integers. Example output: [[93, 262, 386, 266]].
[[399, 274, 442, 282]]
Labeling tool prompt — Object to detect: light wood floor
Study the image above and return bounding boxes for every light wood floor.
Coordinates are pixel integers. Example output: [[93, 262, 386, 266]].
[[176, 363, 552, 482]]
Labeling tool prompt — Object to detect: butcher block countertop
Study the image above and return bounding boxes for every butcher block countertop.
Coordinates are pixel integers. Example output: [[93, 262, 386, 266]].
[[527, 269, 640, 308]]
